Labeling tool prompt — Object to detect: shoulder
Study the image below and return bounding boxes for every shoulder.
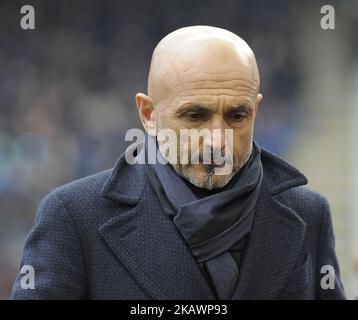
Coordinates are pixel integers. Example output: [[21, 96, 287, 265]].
[[34, 169, 113, 227], [42, 169, 110, 205], [35, 149, 147, 229], [50, 169, 111, 202], [276, 185, 329, 210], [260, 147, 330, 226], [275, 186, 331, 229]]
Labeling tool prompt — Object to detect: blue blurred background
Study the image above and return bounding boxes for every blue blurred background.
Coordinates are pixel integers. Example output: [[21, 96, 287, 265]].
[[1, 0, 358, 299]]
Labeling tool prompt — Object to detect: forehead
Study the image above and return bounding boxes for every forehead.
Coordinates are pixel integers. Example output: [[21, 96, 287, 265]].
[[154, 39, 259, 109], [168, 68, 257, 107]]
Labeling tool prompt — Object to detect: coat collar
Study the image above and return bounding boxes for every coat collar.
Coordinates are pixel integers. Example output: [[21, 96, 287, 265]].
[[260, 148, 308, 195], [100, 146, 308, 204], [99, 147, 308, 299], [100, 143, 146, 205]]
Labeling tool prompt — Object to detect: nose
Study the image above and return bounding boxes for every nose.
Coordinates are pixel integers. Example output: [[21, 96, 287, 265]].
[[203, 115, 229, 157]]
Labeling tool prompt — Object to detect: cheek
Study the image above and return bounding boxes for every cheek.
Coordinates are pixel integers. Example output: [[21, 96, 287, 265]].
[[232, 127, 253, 154], [155, 111, 174, 132]]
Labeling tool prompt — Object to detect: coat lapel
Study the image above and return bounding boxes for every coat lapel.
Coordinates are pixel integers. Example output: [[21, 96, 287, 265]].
[[98, 155, 215, 300]]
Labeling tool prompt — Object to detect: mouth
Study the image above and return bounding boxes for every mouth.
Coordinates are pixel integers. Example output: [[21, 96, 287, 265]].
[[211, 162, 226, 168], [203, 162, 228, 175]]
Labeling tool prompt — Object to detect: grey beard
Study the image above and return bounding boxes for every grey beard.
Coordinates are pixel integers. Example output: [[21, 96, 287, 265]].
[[171, 144, 252, 190]]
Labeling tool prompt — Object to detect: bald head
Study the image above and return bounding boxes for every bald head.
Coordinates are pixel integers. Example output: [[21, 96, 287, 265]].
[[136, 26, 263, 190], [147, 26, 260, 106]]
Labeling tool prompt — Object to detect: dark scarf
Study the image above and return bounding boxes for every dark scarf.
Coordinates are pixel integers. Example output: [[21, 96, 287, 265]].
[[143, 135, 263, 299]]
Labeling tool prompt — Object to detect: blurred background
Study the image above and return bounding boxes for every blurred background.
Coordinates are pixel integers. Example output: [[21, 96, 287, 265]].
[[0, 0, 357, 299]]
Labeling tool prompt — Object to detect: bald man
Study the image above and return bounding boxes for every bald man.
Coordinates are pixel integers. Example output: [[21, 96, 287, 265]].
[[12, 26, 345, 300]]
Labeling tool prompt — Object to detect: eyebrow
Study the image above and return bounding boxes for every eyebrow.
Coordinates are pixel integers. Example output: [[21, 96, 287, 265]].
[[225, 105, 252, 115], [174, 103, 252, 117], [174, 105, 210, 117]]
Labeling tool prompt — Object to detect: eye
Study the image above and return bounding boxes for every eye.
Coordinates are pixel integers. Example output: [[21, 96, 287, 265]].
[[186, 111, 209, 121], [226, 111, 245, 122]]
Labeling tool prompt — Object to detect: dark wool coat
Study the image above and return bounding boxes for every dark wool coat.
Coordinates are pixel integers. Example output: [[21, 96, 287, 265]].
[[11, 149, 346, 299]]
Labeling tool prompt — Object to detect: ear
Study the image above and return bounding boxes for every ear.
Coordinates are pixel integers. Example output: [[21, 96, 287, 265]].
[[254, 93, 263, 115], [135, 93, 155, 133]]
